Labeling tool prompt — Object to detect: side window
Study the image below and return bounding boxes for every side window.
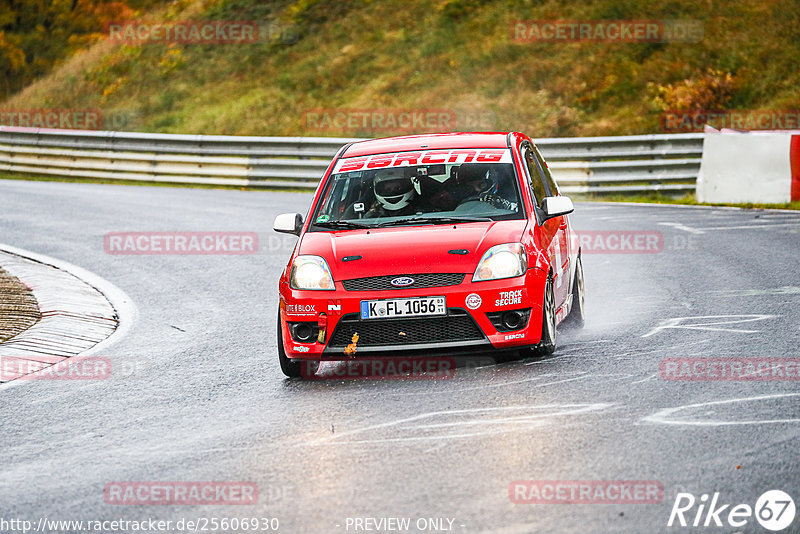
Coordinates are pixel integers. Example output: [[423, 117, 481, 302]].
[[534, 147, 559, 196], [522, 144, 547, 207]]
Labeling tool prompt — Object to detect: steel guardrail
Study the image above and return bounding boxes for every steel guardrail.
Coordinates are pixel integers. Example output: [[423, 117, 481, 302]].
[[0, 127, 704, 194]]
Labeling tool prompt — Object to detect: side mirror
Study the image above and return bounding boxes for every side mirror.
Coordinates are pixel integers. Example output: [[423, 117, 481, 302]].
[[273, 213, 304, 236], [541, 196, 574, 220]]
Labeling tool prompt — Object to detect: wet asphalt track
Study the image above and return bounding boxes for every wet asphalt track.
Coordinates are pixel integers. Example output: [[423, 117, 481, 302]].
[[0, 179, 799, 534]]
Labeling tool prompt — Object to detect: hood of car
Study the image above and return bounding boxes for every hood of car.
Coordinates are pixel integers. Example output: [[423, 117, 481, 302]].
[[298, 219, 528, 280]]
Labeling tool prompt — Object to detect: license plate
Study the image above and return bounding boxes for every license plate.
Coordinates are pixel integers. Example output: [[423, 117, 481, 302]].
[[360, 296, 446, 319]]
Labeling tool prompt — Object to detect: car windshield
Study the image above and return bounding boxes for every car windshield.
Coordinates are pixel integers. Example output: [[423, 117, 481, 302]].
[[311, 148, 524, 229]]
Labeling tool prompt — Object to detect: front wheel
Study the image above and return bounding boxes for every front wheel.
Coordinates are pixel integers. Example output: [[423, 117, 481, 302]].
[[533, 274, 556, 356], [562, 255, 585, 328]]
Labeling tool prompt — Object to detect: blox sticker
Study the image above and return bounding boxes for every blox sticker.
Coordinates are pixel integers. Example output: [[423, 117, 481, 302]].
[[286, 304, 316, 315]]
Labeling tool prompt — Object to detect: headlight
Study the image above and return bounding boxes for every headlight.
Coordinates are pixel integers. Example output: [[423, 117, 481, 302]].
[[473, 243, 527, 282], [290, 255, 335, 290]]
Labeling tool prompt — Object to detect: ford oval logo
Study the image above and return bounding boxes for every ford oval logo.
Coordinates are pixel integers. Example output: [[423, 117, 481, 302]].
[[391, 276, 415, 287]]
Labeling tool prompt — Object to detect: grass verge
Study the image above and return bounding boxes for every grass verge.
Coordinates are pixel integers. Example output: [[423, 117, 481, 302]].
[[0, 264, 41, 343]]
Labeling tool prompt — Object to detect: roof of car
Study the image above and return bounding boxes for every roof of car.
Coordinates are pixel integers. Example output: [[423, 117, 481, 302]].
[[340, 132, 512, 158]]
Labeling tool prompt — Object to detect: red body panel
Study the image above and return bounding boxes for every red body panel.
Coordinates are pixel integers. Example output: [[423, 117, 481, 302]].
[[791, 135, 800, 202]]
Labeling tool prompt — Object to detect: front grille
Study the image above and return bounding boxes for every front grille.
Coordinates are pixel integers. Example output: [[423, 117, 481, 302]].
[[329, 309, 484, 347], [342, 273, 465, 291]]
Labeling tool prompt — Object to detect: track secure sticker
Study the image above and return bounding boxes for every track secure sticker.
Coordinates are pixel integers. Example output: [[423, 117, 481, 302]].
[[465, 294, 482, 310], [496, 290, 523, 307]]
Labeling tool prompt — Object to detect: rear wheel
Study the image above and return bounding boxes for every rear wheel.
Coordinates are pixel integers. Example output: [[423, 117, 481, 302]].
[[563, 255, 585, 328], [277, 313, 318, 378]]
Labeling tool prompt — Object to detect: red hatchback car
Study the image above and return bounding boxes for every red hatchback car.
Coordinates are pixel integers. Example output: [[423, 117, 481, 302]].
[[274, 132, 585, 377]]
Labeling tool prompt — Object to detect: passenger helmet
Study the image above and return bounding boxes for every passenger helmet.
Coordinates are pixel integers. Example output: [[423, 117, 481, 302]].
[[373, 168, 415, 211]]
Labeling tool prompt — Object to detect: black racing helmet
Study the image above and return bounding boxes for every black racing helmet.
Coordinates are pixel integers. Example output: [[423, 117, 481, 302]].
[[456, 163, 499, 196]]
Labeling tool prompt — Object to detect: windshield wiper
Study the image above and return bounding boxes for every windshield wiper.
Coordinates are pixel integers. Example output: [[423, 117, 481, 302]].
[[313, 220, 372, 230], [376, 216, 492, 227]]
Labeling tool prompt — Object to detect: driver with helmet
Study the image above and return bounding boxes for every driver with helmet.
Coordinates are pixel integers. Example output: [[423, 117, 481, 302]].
[[364, 167, 418, 218], [454, 164, 518, 211]]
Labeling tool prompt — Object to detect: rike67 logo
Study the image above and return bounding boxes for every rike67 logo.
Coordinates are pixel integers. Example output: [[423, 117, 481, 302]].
[[668, 490, 795, 531]]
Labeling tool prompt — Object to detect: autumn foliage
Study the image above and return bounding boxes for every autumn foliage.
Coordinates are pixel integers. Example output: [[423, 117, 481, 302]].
[[0, 0, 136, 98]]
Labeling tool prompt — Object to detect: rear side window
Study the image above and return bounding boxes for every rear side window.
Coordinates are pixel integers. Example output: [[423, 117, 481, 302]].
[[522, 144, 547, 206]]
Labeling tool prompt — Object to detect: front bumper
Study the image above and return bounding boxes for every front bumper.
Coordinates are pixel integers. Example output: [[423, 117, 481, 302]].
[[279, 268, 547, 359]]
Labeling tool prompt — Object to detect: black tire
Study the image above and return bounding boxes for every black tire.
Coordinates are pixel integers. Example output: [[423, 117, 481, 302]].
[[277, 313, 318, 378], [562, 255, 585, 329], [533, 274, 557, 356]]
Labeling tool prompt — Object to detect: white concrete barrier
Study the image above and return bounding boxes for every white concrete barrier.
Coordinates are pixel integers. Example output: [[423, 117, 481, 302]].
[[697, 130, 800, 203]]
